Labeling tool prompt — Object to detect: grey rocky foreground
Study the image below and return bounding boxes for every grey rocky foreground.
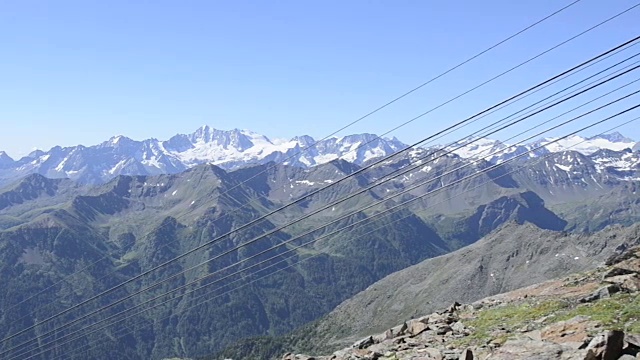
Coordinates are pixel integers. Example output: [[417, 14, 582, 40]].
[[281, 311, 639, 360]]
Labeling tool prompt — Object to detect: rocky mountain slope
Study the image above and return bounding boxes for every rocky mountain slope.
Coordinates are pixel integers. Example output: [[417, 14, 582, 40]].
[[280, 244, 640, 360], [291, 223, 640, 350], [213, 222, 640, 359]]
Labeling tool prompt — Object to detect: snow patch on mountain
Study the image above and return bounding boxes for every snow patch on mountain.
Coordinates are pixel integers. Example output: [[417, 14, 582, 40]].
[[554, 163, 572, 172], [537, 134, 635, 155], [590, 148, 640, 174], [446, 133, 636, 165], [590, 131, 635, 143], [449, 138, 506, 159]]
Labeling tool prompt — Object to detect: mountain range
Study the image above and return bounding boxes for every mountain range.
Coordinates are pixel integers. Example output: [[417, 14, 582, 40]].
[[0, 126, 637, 186], [0, 126, 640, 359]]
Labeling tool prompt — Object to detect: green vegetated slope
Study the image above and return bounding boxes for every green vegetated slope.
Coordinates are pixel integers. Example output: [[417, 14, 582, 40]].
[[0, 161, 449, 359], [0, 152, 638, 359]]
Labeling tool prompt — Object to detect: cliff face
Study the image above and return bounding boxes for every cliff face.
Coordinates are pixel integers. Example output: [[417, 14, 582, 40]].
[[283, 244, 640, 360]]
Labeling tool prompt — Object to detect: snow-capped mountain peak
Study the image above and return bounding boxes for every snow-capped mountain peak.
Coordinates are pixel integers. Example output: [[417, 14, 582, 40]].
[[186, 126, 257, 151], [442, 132, 637, 167], [289, 135, 316, 148], [448, 137, 507, 159], [589, 131, 635, 143], [0, 128, 636, 186], [537, 133, 636, 155], [0, 127, 407, 184]]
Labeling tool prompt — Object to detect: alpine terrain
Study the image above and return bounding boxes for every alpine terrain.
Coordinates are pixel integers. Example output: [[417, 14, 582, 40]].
[[0, 128, 639, 359], [4, 0, 640, 359]]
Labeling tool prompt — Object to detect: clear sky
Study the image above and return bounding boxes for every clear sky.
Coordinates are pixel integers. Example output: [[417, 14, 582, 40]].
[[1, 0, 639, 159]]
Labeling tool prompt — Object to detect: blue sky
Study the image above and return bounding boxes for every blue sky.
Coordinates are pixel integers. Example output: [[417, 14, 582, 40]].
[[1, 0, 639, 158]]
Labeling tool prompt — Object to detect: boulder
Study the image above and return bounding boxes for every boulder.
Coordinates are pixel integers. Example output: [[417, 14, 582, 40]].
[[540, 316, 596, 349], [625, 333, 640, 348], [442, 349, 462, 359], [603, 274, 640, 292], [605, 247, 639, 266], [431, 323, 453, 335], [523, 329, 542, 341], [428, 313, 445, 323], [602, 267, 635, 279], [386, 322, 408, 339], [579, 284, 622, 303], [331, 349, 350, 358], [352, 336, 374, 349], [417, 347, 443, 359], [615, 257, 640, 274], [585, 330, 624, 360], [368, 341, 393, 354], [282, 355, 315, 360], [407, 319, 430, 336], [372, 332, 387, 343], [451, 322, 470, 335], [489, 338, 566, 359], [618, 355, 637, 360], [444, 313, 459, 324]]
